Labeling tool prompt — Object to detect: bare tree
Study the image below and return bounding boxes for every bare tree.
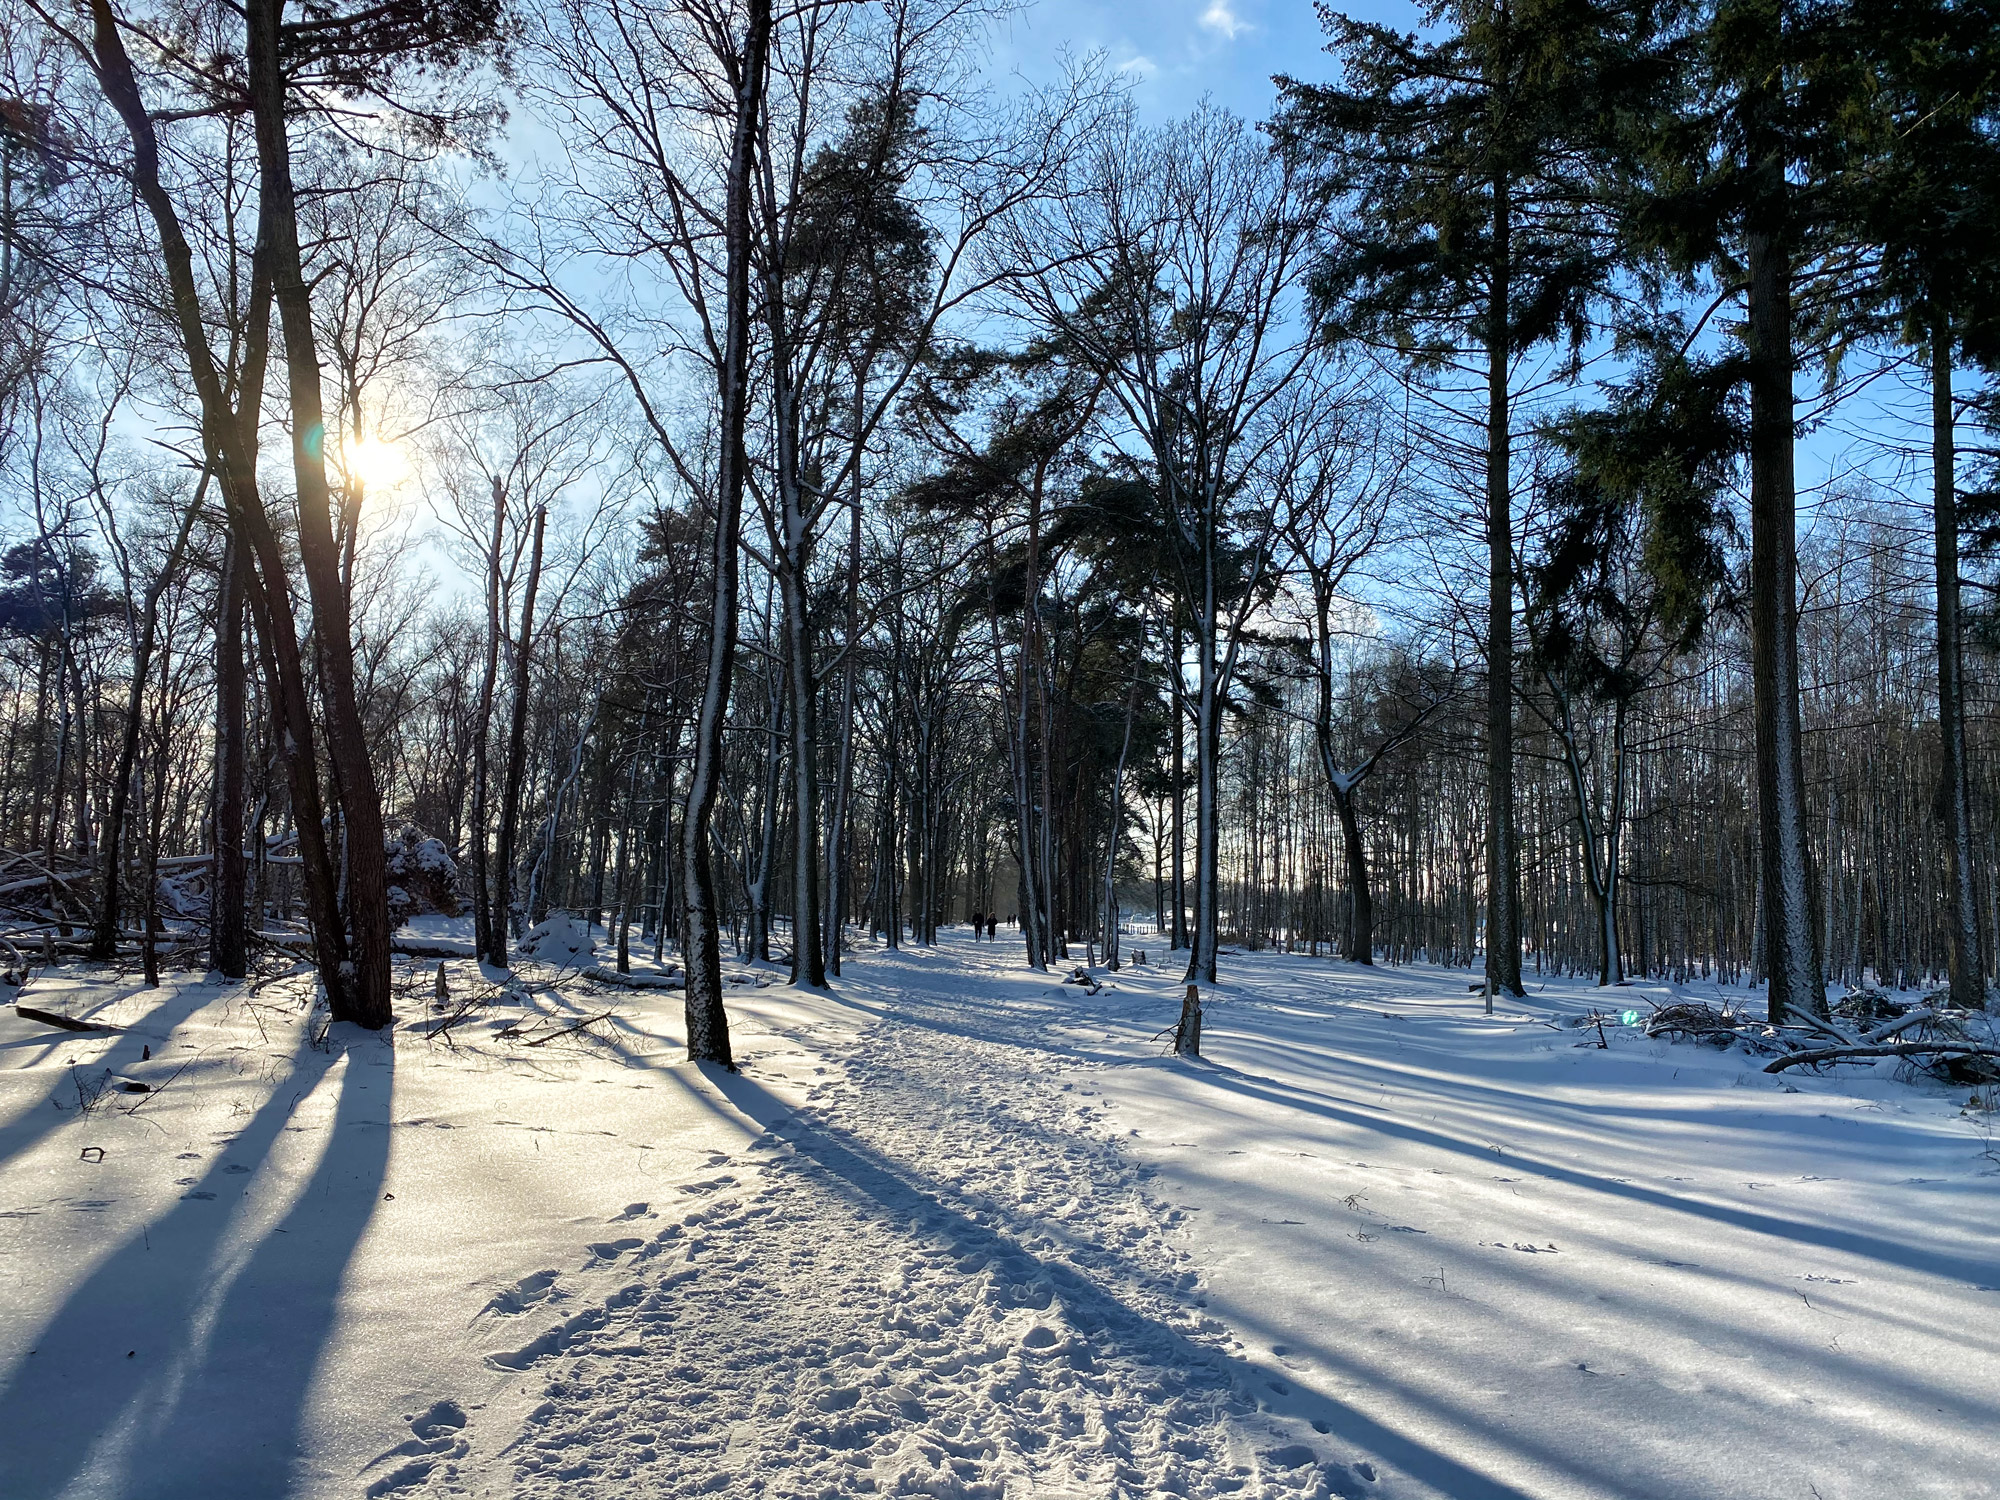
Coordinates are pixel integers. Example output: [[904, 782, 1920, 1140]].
[[996, 102, 1318, 984]]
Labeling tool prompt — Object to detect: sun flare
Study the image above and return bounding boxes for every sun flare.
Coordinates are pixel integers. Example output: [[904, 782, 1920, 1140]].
[[340, 435, 409, 496]]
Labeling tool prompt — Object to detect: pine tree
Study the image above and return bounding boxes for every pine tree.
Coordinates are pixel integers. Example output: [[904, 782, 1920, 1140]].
[[1274, 0, 1644, 997], [1827, 0, 2000, 1006]]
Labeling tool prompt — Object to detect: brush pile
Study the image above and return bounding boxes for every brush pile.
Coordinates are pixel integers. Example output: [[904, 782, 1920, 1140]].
[[1627, 987, 2000, 1083]]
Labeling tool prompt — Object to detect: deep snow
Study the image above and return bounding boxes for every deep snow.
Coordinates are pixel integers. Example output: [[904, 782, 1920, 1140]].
[[0, 932, 1993, 1498]]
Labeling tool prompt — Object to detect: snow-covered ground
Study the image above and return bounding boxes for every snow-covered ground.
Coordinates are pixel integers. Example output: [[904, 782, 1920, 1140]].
[[1, 932, 1993, 1498]]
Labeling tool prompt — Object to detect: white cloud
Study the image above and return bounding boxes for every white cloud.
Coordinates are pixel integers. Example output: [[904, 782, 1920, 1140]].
[[1199, 0, 1244, 39], [1117, 53, 1160, 77]]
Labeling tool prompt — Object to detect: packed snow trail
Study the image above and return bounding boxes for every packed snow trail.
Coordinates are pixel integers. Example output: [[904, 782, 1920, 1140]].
[[5, 935, 1993, 1498], [423, 946, 1357, 1500]]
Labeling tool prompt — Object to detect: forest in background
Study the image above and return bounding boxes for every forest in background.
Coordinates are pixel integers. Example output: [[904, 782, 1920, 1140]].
[[4, 0, 2000, 1062]]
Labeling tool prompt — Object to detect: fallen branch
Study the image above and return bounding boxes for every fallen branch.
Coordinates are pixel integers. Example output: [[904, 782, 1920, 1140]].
[[1764, 1041, 2000, 1074], [1788, 1010, 1862, 1048], [0, 869, 87, 899], [511, 1009, 614, 1047], [122, 1052, 198, 1116], [1862, 1007, 1935, 1045], [15, 1003, 119, 1034]]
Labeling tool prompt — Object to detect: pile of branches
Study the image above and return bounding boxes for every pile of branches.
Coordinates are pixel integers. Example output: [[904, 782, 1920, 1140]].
[[1637, 990, 2000, 1082], [0, 847, 95, 924]]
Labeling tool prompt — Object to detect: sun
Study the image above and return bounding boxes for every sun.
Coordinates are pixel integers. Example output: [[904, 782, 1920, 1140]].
[[340, 434, 409, 496]]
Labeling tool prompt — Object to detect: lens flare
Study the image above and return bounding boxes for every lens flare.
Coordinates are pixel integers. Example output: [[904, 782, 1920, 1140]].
[[340, 435, 408, 495]]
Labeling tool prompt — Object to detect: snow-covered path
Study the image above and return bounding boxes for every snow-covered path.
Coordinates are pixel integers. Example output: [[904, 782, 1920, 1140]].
[[438, 946, 1341, 1499], [450, 938, 2000, 1500], [4, 934, 1995, 1498]]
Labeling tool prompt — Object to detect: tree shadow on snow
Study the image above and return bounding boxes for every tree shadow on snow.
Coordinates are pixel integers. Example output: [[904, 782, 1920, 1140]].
[[0, 978, 226, 1183], [1167, 1053, 1999, 1289], [0, 1021, 393, 1499], [701, 1064, 1548, 1500]]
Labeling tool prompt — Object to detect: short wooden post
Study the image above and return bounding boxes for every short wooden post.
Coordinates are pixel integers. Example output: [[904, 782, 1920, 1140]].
[[435, 962, 449, 1008]]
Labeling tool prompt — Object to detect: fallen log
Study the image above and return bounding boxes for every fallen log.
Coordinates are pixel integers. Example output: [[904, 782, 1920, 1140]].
[[1862, 1007, 1936, 1045], [581, 965, 682, 990], [15, 1004, 120, 1034], [392, 938, 477, 959], [1764, 1041, 2000, 1074]]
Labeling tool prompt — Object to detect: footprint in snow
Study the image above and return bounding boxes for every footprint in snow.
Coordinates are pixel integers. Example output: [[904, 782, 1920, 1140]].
[[483, 1269, 561, 1317], [361, 1399, 471, 1498]]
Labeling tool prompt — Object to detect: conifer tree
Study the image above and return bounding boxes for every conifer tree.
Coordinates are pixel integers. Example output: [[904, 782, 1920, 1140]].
[[1275, 0, 1642, 997], [1828, 0, 2000, 1006]]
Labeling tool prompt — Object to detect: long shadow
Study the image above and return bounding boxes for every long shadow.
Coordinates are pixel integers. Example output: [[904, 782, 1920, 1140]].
[[140, 1024, 394, 1495], [0, 979, 221, 1181], [810, 979, 1146, 1071], [841, 957, 1996, 1285], [703, 1066, 1548, 1500], [1175, 1056, 2000, 1287], [0, 1023, 385, 1499]]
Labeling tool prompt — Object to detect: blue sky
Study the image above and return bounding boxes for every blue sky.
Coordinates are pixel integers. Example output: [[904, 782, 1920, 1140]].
[[987, 0, 1417, 123]]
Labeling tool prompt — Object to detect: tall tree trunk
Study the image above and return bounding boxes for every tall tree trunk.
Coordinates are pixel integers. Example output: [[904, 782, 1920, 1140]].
[[1485, 173, 1524, 998], [746, 668, 784, 963], [1103, 674, 1139, 968], [246, 0, 393, 1026], [1190, 512, 1221, 986], [211, 527, 248, 976], [1931, 321, 1984, 1007], [87, 0, 349, 1003], [823, 454, 863, 978], [762, 224, 825, 985], [1330, 782, 1374, 964], [681, 0, 771, 1066], [490, 505, 547, 968], [1171, 615, 1187, 951], [469, 477, 505, 963], [779, 565, 823, 984], [1744, 151, 1825, 1023]]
